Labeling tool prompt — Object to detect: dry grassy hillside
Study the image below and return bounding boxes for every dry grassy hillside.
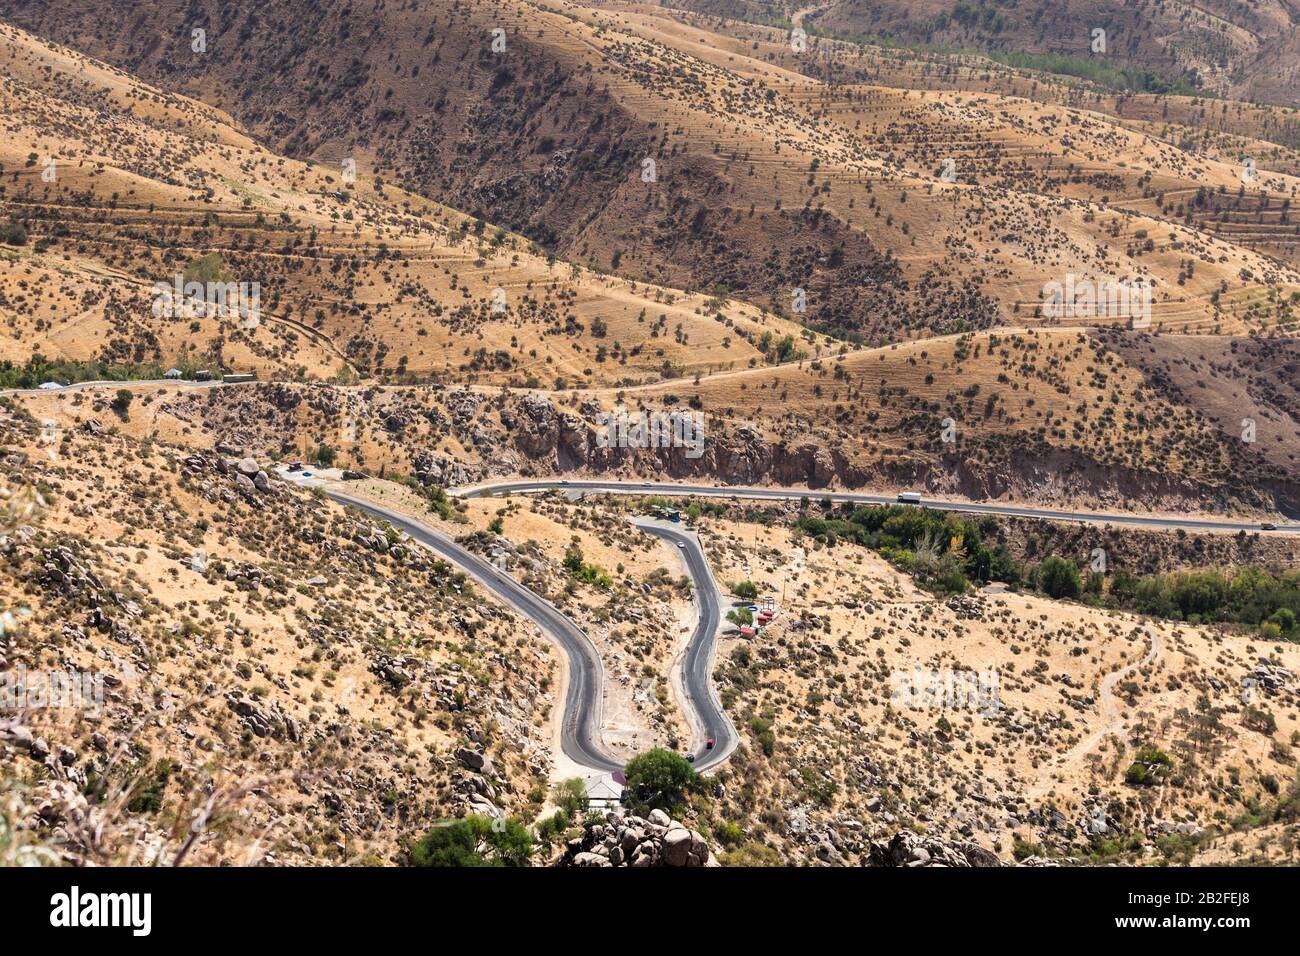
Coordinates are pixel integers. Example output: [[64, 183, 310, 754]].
[[4, 0, 1300, 873], [0, 20, 811, 384], [13, 322, 1299, 519], [693, 512, 1300, 865], [603, 327, 1300, 515], [0, 395, 581, 865], [6, 1, 1296, 343]]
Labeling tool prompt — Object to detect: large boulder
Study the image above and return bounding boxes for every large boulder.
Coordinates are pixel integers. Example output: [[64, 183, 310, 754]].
[[455, 747, 493, 774], [661, 827, 693, 866]]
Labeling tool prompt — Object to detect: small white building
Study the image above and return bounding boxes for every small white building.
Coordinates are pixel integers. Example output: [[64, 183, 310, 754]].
[[583, 775, 623, 809], [164, 368, 183, 379]]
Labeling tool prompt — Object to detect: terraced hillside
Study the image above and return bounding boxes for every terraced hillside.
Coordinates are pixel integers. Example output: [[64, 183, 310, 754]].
[[0, 20, 811, 384], [2, 0, 1300, 875], [5, 0, 1297, 344]]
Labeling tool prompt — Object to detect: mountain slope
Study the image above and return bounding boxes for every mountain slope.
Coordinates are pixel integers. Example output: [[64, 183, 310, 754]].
[[6, 0, 1297, 343]]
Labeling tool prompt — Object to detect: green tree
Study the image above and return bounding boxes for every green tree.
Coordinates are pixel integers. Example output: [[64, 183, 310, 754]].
[[733, 580, 758, 600], [183, 252, 231, 285], [551, 778, 587, 818], [623, 748, 700, 816], [535, 809, 570, 844], [1038, 556, 1082, 600], [111, 389, 133, 414], [727, 607, 754, 626], [1124, 746, 1172, 786]]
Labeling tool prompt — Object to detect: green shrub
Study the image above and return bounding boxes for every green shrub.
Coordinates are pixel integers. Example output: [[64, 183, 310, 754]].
[[407, 815, 533, 867], [551, 778, 587, 818], [127, 760, 175, 814], [748, 714, 776, 757], [1012, 836, 1044, 861], [0, 220, 27, 245]]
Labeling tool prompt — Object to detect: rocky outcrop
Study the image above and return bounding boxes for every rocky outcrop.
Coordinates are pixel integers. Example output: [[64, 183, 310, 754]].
[[225, 692, 301, 742], [411, 451, 468, 488], [866, 830, 1001, 868], [554, 807, 719, 867], [181, 449, 280, 508]]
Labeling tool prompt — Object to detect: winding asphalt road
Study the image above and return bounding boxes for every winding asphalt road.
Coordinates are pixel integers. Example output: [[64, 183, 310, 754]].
[[322, 488, 740, 775], [322, 489, 623, 773], [456, 479, 1300, 534], [631, 519, 738, 772], [0, 379, 225, 397]]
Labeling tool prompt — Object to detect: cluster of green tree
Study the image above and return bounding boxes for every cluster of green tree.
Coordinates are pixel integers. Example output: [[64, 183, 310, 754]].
[[534, 779, 588, 846], [403, 479, 465, 523], [407, 815, 533, 867], [1124, 745, 1173, 786], [1025, 558, 1300, 637], [406, 750, 713, 867], [1233, 769, 1300, 836], [979, 51, 1211, 97], [797, 503, 1299, 638], [638, 495, 712, 523], [757, 330, 802, 365], [804, 27, 1213, 99], [796, 503, 1019, 596]]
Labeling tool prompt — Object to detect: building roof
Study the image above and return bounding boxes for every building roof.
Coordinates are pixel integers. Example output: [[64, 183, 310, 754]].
[[583, 776, 623, 801]]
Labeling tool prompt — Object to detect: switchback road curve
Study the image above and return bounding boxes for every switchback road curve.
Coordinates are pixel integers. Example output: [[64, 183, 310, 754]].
[[632, 518, 738, 772], [323, 490, 623, 773]]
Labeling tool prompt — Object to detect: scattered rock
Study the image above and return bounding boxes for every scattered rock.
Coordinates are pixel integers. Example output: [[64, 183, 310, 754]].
[[866, 831, 1001, 868]]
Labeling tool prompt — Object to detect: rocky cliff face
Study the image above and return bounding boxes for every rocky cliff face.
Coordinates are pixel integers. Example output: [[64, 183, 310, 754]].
[[158, 382, 1296, 518], [492, 392, 1293, 517]]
